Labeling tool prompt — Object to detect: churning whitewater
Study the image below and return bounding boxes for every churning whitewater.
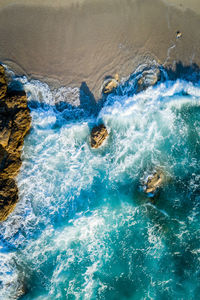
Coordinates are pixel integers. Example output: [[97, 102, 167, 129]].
[[0, 67, 200, 299]]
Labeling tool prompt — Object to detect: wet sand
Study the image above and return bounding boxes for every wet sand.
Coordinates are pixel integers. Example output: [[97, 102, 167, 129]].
[[0, 0, 200, 98], [163, 0, 200, 14]]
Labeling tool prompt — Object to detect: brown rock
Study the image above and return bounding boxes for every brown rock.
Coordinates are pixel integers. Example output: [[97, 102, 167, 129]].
[[0, 145, 8, 170], [6, 110, 31, 153], [0, 65, 31, 221], [0, 127, 12, 148], [1, 157, 22, 178], [144, 170, 164, 194], [0, 116, 12, 148], [0, 177, 18, 222], [91, 124, 108, 148], [5, 91, 28, 111], [13, 109, 31, 135], [0, 65, 7, 100], [137, 68, 160, 93], [102, 73, 120, 94]]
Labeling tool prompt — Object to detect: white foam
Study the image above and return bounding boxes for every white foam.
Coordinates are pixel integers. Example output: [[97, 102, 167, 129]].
[[0, 74, 200, 298]]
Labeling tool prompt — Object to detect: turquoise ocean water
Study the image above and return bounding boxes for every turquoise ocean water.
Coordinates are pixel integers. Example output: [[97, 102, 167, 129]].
[[0, 65, 200, 299]]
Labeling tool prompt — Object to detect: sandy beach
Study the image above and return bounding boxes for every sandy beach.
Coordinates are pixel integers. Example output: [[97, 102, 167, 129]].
[[0, 0, 199, 98], [1, 2, 200, 299]]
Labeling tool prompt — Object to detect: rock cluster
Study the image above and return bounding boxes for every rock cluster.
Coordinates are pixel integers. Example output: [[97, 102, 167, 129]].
[[90, 65, 165, 207], [90, 124, 108, 148], [90, 74, 120, 149], [0, 65, 31, 221]]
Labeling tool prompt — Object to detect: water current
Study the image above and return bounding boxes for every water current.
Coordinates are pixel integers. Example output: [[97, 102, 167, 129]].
[[0, 65, 200, 299]]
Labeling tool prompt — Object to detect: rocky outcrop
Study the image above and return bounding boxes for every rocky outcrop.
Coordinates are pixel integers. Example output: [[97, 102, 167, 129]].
[[0, 65, 31, 221], [90, 124, 108, 148], [102, 73, 119, 94], [0, 65, 7, 100], [144, 170, 164, 195], [137, 68, 160, 93]]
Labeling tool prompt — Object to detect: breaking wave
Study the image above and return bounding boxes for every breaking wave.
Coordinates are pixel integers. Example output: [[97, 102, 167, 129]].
[[0, 65, 200, 299]]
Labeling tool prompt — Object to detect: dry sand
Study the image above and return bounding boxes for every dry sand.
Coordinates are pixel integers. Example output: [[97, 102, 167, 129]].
[[163, 0, 200, 14], [0, 0, 199, 98]]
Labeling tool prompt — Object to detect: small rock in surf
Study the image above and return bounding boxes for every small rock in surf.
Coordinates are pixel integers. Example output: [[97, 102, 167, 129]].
[[102, 73, 119, 94], [137, 68, 160, 93], [143, 170, 164, 196], [90, 124, 108, 148]]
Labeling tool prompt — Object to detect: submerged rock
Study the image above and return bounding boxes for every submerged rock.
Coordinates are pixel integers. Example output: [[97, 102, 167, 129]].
[[144, 170, 164, 196], [102, 73, 119, 94], [90, 124, 108, 148], [137, 68, 160, 93], [0, 65, 31, 221]]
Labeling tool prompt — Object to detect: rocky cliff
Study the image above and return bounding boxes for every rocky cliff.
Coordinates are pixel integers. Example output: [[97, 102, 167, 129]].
[[0, 65, 31, 221]]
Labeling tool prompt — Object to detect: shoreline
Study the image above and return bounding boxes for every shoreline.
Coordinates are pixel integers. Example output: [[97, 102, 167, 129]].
[[0, 0, 199, 98]]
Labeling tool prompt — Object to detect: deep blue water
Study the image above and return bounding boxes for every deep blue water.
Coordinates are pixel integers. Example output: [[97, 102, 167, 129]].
[[0, 66, 200, 299]]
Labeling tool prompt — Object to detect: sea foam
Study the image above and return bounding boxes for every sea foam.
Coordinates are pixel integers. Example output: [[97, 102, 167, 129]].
[[0, 71, 200, 299]]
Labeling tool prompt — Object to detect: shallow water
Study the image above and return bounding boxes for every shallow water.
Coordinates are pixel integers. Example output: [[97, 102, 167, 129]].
[[0, 67, 200, 299]]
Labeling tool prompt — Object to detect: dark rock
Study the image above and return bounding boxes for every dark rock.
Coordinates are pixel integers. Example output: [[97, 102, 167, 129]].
[[0, 145, 8, 170], [0, 177, 18, 221], [176, 31, 182, 39], [2, 156, 22, 178], [91, 124, 108, 148], [0, 65, 7, 100], [5, 91, 28, 111], [0, 118, 12, 148], [0, 65, 31, 221]]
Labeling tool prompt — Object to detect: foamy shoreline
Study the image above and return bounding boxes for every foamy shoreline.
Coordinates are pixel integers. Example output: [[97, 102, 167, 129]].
[[0, 0, 199, 98]]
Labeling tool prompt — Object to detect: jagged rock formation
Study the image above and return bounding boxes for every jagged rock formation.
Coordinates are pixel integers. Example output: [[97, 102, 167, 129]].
[[102, 73, 119, 94], [137, 68, 160, 93], [90, 124, 108, 148], [0, 65, 31, 221]]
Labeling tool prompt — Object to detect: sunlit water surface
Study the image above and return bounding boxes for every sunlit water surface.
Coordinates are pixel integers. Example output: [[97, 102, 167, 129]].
[[0, 67, 200, 300]]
